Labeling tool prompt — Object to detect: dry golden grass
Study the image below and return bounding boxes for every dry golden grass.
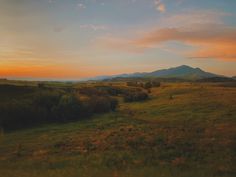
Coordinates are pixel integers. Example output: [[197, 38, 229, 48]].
[[0, 82, 235, 177]]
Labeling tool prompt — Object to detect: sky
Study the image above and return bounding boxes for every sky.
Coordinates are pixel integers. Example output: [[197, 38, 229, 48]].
[[0, 0, 236, 80]]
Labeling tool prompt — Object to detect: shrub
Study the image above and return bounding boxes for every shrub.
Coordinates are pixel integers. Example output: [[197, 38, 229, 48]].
[[126, 81, 161, 89], [85, 96, 118, 113], [78, 87, 107, 96], [126, 82, 138, 87], [143, 82, 152, 89], [52, 94, 84, 122], [124, 91, 148, 102], [152, 81, 161, 87]]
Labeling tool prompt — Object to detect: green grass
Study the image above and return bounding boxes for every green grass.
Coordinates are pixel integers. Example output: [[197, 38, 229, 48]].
[[0, 82, 235, 177]]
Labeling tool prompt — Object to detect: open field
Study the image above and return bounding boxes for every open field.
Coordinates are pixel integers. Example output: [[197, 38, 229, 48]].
[[0, 82, 235, 177]]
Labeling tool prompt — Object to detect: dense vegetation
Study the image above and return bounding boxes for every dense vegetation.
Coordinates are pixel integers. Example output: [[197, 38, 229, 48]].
[[0, 85, 118, 131], [0, 84, 149, 131]]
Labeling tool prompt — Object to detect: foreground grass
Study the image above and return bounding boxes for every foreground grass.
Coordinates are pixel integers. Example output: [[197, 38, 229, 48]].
[[0, 83, 235, 177]]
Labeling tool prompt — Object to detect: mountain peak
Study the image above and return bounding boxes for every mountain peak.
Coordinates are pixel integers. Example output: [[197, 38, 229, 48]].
[[177, 65, 193, 69], [175, 65, 204, 72], [145, 65, 219, 79]]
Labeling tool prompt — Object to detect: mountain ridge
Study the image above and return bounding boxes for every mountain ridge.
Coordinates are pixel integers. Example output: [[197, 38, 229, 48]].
[[86, 65, 223, 81]]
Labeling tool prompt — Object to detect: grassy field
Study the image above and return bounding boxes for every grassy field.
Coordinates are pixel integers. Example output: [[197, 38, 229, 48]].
[[0, 82, 235, 177]]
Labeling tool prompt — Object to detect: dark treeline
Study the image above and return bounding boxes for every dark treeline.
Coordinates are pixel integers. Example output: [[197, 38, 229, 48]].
[[0, 85, 118, 131], [0, 84, 149, 131], [126, 81, 161, 89], [103, 77, 187, 83], [196, 77, 236, 83]]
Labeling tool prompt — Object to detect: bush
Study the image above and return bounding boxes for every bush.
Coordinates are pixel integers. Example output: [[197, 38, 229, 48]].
[[84, 96, 118, 113], [95, 86, 122, 96], [152, 81, 161, 87], [52, 94, 84, 122], [0, 86, 119, 131], [124, 91, 148, 102], [126, 82, 138, 87], [143, 82, 152, 89], [78, 87, 107, 96], [126, 81, 161, 89]]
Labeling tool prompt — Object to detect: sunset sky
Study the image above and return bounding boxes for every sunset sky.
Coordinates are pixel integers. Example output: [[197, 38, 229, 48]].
[[0, 0, 236, 80]]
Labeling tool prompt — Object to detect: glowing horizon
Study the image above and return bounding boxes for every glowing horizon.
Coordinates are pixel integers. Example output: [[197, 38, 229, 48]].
[[0, 0, 236, 79]]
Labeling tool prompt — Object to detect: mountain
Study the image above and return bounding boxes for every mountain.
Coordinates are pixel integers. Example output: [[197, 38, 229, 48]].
[[87, 65, 221, 81], [145, 65, 218, 79]]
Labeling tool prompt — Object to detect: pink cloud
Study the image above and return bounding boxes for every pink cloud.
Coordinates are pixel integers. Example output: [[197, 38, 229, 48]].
[[100, 23, 236, 61]]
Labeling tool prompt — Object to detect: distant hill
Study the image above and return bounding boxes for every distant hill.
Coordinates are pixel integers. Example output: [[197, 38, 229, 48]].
[[88, 65, 221, 81]]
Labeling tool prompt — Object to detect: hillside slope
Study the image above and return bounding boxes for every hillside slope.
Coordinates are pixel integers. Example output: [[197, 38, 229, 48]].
[[146, 65, 218, 79], [0, 83, 235, 177]]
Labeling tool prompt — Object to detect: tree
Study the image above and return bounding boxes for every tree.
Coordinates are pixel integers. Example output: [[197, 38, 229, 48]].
[[152, 81, 161, 87], [143, 82, 152, 89]]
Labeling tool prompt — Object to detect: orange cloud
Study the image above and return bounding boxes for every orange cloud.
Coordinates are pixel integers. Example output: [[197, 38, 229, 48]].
[[188, 43, 236, 61], [155, 0, 166, 13], [101, 23, 236, 61], [135, 24, 236, 61]]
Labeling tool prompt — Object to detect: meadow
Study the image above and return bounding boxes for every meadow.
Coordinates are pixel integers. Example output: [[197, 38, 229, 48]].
[[0, 81, 235, 177]]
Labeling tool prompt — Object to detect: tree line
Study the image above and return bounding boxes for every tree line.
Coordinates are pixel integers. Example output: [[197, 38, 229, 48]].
[[0, 84, 149, 131]]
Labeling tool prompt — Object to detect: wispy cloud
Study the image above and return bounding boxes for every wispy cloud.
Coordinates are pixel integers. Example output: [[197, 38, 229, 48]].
[[160, 10, 230, 27], [99, 23, 236, 61], [97, 8, 235, 61], [77, 3, 86, 9], [154, 0, 166, 13], [136, 24, 236, 61], [80, 24, 108, 31]]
